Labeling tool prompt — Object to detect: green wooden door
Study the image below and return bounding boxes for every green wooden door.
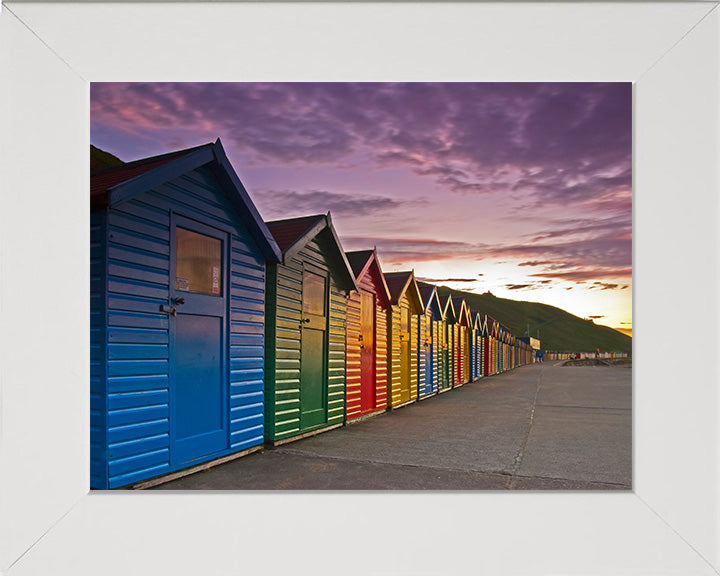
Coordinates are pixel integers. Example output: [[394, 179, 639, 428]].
[[300, 269, 328, 429]]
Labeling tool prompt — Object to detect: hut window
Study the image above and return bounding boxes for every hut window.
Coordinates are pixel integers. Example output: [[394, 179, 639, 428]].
[[302, 271, 326, 317], [175, 227, 222, 296]]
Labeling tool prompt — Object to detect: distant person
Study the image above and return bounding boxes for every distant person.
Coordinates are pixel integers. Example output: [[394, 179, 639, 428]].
[[595, 348, 600, 359]]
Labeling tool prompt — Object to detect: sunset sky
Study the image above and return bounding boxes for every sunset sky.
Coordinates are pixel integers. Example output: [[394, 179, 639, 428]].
[[91, 82, 632, 336]]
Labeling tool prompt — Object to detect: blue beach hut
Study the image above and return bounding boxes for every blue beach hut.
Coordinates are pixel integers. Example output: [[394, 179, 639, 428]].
[[90, 140, 281, 489], [416, 282, 445, 399]]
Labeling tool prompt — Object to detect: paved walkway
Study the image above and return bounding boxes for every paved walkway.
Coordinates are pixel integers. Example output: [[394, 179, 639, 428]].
[[151, 361, 632, 490]]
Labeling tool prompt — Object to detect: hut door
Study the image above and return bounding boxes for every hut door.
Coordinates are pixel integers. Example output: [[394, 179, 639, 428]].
[[359, 291, 376, 412], [300, 269, 328, 429], [463, 327, 470, 382], [424, 316, 433, 390], [399, 305, 411, 403], [170, 219, 227, 466], [442, 324, 450, 390]]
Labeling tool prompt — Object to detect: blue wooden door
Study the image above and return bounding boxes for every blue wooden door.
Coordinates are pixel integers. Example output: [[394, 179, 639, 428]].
[[170, 216, 228, 466]]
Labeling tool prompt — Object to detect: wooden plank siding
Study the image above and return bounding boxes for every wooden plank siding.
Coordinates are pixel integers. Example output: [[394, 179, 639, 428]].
[[345, 290, 362, 417], [437, 318, 451, 392], [387, 297, 419, 408], [345, 255, 389, 421], [417, 312, 427, 398], [430, 318, 440, 394], [465, 325, 472, 381], [417, 311, 436, 399], [265, 227, 352, 443], [93, 165, 271, 488], [90, 211, 108, 488]]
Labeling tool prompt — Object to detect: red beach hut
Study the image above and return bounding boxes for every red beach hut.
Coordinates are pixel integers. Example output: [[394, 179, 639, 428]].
[[344, 249, 392, 422]]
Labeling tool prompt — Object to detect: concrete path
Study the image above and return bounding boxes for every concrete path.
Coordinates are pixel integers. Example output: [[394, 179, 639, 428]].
[[150, 361, 632, 490]]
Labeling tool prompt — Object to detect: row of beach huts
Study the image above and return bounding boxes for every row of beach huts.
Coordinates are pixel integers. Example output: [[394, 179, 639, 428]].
[[91, 140, 542, 488]]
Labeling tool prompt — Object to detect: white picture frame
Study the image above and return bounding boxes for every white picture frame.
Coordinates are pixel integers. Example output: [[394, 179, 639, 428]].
[[1, 2, 718, 574]]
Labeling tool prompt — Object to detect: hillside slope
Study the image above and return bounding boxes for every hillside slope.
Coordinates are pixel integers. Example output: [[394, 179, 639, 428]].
[[436, 286, 631, 354], [91, 145, 124, 172]]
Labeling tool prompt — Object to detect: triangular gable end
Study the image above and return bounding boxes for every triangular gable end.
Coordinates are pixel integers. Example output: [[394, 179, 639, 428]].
[[451, 297, 470, 327], [416, 282, 443, 318], [443, 294, 457, 324], [93, 139, 282, 263], [346, 248, 392, 309], [269, 213, 357, 293], [385, 271, 423, 314]]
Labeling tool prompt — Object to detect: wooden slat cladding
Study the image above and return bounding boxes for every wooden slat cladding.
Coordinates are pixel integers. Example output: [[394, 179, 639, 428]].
[[387, 296, 419, 408], [463, 325, 471, 383], [345, 264, 388, 421], [93, 165, 269, 489], [431, 319, 439, 393], [417, 311, 427, 398], [265, 234, 348, 442], [327, 290, 347, 426], [345, 290, 362, 418], [418, 311, 436, 399], [90, 211, 108, 488], [438, 319, 450, 392]]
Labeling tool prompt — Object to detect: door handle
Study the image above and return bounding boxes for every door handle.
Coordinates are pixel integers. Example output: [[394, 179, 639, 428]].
[[160, 304, 177, 317]]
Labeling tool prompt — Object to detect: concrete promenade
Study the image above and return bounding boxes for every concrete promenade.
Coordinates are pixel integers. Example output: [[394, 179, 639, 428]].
[[151, 361, 632, 490]]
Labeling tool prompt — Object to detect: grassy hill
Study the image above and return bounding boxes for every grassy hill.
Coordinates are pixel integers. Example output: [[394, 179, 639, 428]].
[[435, 286, 632, 354], [91, 145, 124, 172]]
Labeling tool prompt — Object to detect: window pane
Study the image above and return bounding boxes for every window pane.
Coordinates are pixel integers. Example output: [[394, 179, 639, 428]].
[[175, 227, 222, 296], [302, 271, 326, 316]]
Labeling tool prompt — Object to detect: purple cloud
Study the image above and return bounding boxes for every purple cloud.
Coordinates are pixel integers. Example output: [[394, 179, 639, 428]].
[[342, 236, 486, 264], [252, 189, 401, 220], [92, 82, 631, 209], [417, 277, 477, 283]]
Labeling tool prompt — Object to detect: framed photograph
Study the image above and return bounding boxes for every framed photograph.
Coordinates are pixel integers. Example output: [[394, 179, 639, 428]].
[[1, 2, 717, 574]]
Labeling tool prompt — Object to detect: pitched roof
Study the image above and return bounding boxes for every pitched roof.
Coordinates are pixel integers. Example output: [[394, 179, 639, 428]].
[[416, 282, 436, 304], [384, 271, 412, 303], [443, 293, 456, 322], [266, 214, 326, 253], [90, 139, 281, 263], [344, 249, 391, 307], [90, 143, 210, 200], [266, 213, 357, 292], [384, 271, 423, 311], [345, 249, 374, 278], [451, 296, 466, 312], [416, 281, 444, 318]]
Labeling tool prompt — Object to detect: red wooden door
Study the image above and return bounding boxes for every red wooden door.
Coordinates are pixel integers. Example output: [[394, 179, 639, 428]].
[[359, 291, 376, 413]]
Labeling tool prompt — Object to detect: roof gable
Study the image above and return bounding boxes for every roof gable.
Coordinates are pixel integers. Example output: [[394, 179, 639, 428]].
[[267, 213, 357, 292], [384, 271, 423, 313], [90, 139, 282, 263], [345, 249, 374, 278], [443, 294, 456, 323], [451, 297, 470, 326], [416, 282, 443, 318], [345, 248, 391, 308]]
